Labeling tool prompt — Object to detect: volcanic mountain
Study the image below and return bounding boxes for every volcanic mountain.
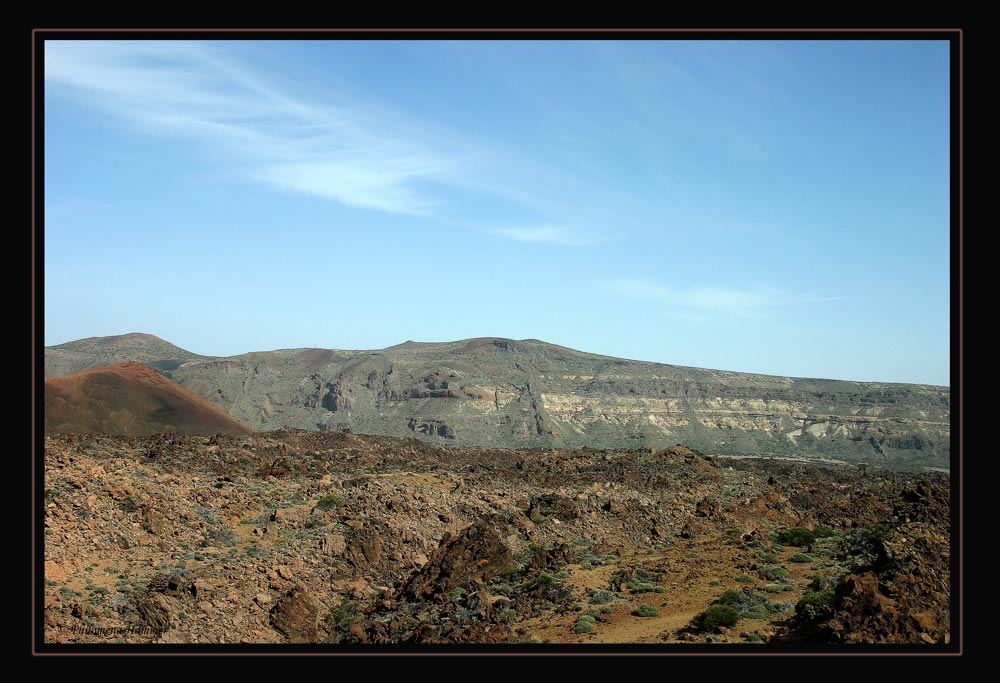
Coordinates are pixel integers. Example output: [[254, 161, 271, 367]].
[[45, 332, 205, 379], [44, 362, 252, 436], [43, 334, 950, 469]]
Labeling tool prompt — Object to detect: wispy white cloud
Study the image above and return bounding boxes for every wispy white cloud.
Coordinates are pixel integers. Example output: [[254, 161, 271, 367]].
[[490, 224, 606, 247], [45, 41, 458, 215], [606, 278, 838, 318]]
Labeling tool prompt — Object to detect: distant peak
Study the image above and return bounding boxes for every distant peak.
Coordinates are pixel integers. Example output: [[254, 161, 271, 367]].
[[95, 333, 167, 347]]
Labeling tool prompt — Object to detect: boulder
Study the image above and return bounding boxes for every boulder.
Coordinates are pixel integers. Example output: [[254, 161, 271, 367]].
[[270, 588, 319, 643]]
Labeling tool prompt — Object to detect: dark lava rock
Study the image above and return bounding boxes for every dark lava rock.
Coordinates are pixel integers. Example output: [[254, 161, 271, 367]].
[[270, 588, 320, 643], [402, 517, 514, 600]]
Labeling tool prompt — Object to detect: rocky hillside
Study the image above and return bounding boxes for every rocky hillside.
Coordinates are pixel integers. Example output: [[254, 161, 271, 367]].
[[45, 362, 252, 436], [43, 334, 950, 469]]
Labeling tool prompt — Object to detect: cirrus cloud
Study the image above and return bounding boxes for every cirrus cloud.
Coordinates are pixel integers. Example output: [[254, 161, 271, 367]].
[[606, 277, 841, 318]]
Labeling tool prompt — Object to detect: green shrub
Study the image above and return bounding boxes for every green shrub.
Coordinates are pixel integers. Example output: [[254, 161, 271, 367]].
[[765, 584, 787, 593], [758, 552, 779, 563], [315, 494, 342, 511], [521, 573, 556, 590], [743, 605, 770, 620], [736, 574, 754, 583], [758, 566, 790, 580], [744, 633, 764, 643], [327, 599, 359, 627], [709, 579, 721, 586], [789, 553, 813, 563], [813, 526, 836, 539], [715, 589, 742, 606], [691, 604, 740, 631], [809, 572, 840, 591], [654, 586, 666, 593], [633, 604, 659, 618], [795, 590, 835, 615], [776, 527, 816, 547], [573, 619, 596, 634], [837, 522, 893, 569], [589, 590, 616, 605]]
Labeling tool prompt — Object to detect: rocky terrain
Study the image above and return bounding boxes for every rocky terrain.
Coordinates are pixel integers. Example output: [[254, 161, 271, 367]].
[[44, 334, 951, 470], [45, 362, 252, 436], [42, 430, 951, 646]]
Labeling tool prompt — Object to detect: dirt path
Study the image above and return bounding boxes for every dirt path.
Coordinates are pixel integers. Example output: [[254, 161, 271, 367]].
[[523, 534, 821, 644]]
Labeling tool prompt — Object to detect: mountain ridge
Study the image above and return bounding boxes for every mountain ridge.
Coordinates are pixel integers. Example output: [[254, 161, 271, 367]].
[[43, 333, 950, 469]]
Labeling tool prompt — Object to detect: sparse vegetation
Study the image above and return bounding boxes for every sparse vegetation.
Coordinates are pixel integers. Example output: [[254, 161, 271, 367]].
[[633, 604, 659, 617], [41, 420, 949, 646], [795, 590, 835, 615], [521, 573, 556, 590], [776, 527, 816, 547], [315, 494, 342, 511], [589, 590, 616, 605], [327, 599, 359, 627], [758, 566, 790, 580], [809, 571, 841, 591], [691, 604, 740, 631], [837, 522, 893, 569]]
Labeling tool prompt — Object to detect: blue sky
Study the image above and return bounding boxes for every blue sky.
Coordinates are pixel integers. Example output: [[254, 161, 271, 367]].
[[43, 40, 950, 385]]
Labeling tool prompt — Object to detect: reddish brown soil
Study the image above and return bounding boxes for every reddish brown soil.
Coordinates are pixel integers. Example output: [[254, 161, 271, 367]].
[[45, 362, 252, 436]]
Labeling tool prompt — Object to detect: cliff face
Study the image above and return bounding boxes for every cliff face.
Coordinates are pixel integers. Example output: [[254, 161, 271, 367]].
[[44, 336, 950, 469]]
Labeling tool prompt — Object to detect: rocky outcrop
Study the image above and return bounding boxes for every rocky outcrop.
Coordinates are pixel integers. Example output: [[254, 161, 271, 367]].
[[408, 418, 456, 439], [786, 513, 950, 644], [270, 588, 320, 643], [402, 518, 515, 600]]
